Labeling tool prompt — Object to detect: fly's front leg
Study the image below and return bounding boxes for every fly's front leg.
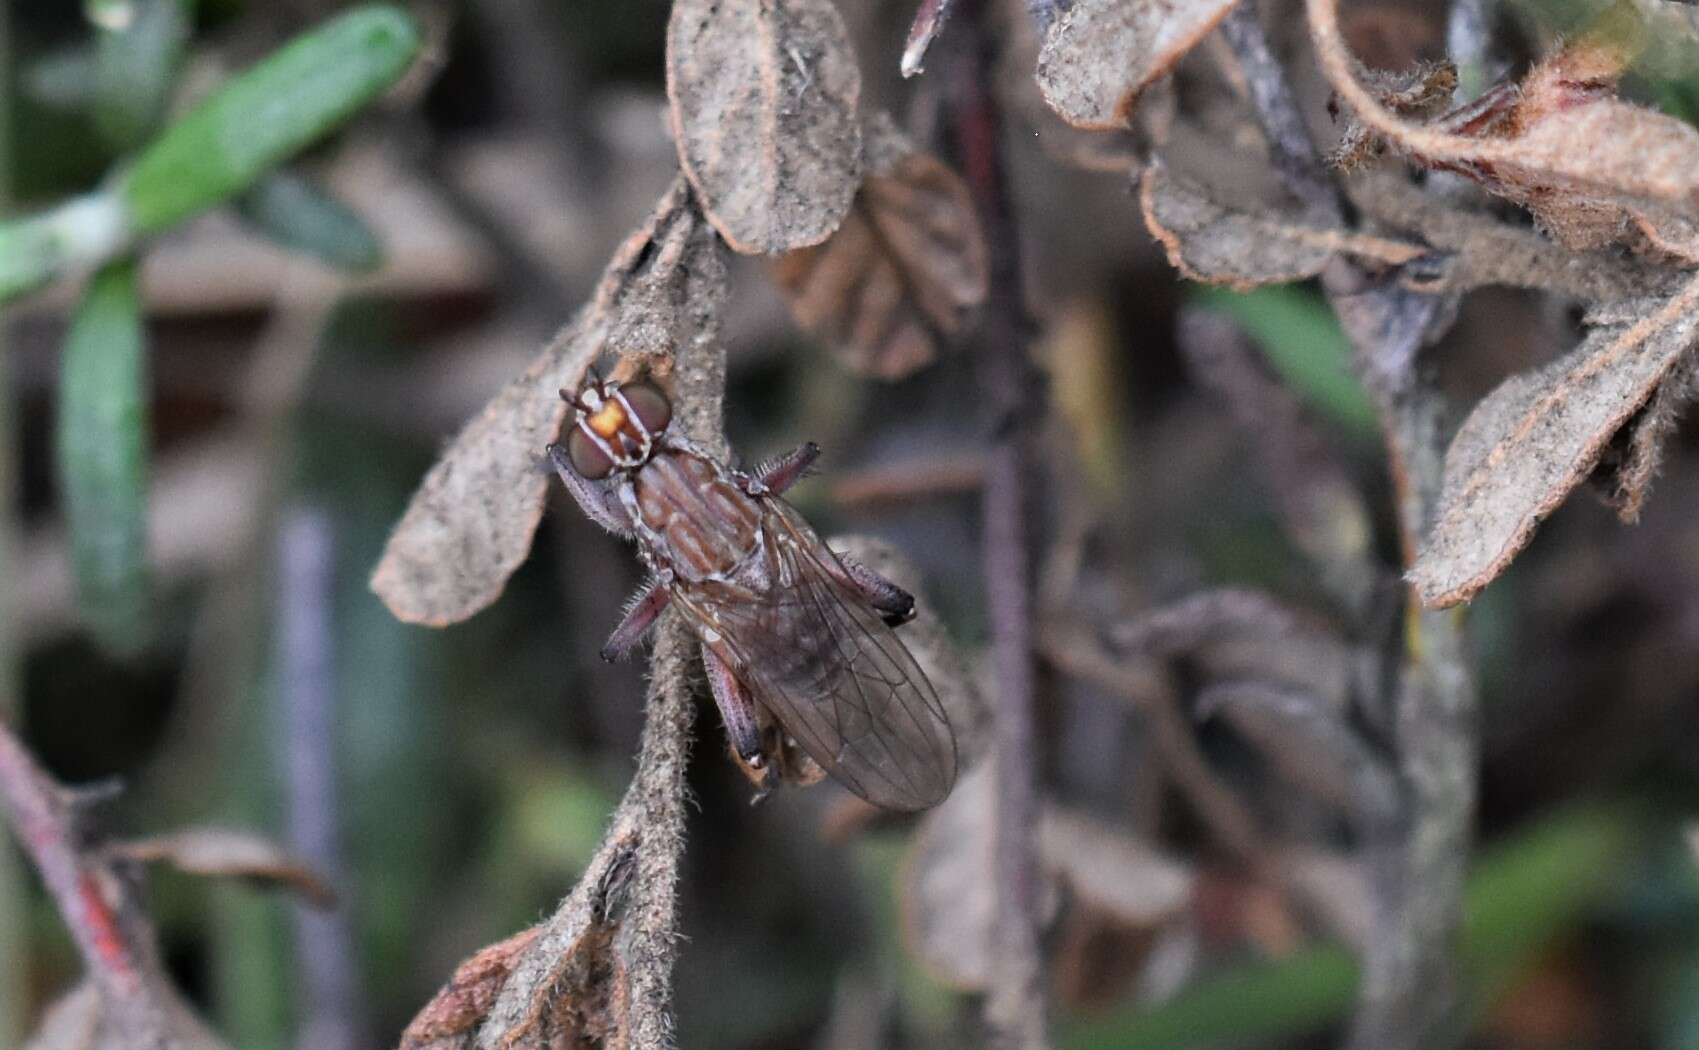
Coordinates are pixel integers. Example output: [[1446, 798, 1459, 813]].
[[702, 644, 776, 796], [744, 442, 821, 496], [601, 579, 671, 661], [831, 554, 916, 626], [547, 443, 634, 536]]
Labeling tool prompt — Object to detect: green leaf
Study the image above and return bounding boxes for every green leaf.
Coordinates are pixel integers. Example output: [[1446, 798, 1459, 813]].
[[120, 4, 421, 235], [1196, 285, 1379, 438], [92, 0, 190, 152], [1059, 801, 1643, 1049], [235, 170, 383, 272], [57, 257, 152, 656]]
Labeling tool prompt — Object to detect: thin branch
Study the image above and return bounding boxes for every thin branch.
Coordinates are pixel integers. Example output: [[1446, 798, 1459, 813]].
[[1217, 2, 1345, 227], [276, 507, 367, 1050], [474, 612, 696, 1050], [1218, 8, 1479, 1049], [0, 722, 187, 1046], [944, 2, 1047, 1045]]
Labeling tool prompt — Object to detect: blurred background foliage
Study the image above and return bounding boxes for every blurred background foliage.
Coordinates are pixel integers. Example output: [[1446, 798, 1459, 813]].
[[5, 1, 1699, 1049]]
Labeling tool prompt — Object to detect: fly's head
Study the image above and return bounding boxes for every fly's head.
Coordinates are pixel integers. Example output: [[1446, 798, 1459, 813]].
[[557, 375, 674, 480]]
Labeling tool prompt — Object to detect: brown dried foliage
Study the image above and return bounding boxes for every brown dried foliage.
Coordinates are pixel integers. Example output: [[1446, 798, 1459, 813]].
[[371, 180, 728, 626], [111, 827, 336, 908], [1139, 161, 1424, 290], [1311, 0, 1699, 253], [1036, 0, 1244, 130], [768, 113, 988, 379], [666, 0, 863, 254], [1412, 273, 1699, 606]]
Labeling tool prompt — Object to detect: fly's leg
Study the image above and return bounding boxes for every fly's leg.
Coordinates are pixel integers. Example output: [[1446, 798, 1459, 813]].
[[703, 644, 777, 796], [745, 442, 821, 496], [547, 443, 634, 536], [832, 554, 916, 627], [600, 581, 671, 661]]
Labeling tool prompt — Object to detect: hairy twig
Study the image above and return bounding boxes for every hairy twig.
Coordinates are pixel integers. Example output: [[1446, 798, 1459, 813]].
[[458, 266, 724, 1050], [1219, 8, 1479, 1049], [276, 507, 367, 1050], [473, 615, 695, 1050], [944, 2, 1047, 1045]]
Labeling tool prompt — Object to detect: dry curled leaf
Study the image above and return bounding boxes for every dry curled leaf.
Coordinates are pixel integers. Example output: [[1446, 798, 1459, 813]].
[[901, 769, 1188, 990], [1344, 171, 1681, 304], [1039, 808, 1192, 926], [1412, 273, 1699, 607], [400, 929, 542, 1050], [1195, 681, 1400, 828], [667, 0, 862, 254], [24, 979, 225, 1050], [1036, 0, 1243, 130], [1327, 60, 1457, 171], [371, 181, 728, 626], [1597, 351, 1699, 523], [1311, 0, 1699, 250], [769, 113, 988, 379], [1140, 161, 1424, 290], [112, 827, 336, 907], [1110, 589, 1359, 714]]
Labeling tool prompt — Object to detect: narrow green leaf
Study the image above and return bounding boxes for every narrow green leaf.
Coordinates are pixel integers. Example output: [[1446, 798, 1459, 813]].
[[121, 4, 421, 235], [1196, 285, 1379, 438], [57, 257, 151, 655], [235, 170, 383, 272], [92, 0, 189, 152]]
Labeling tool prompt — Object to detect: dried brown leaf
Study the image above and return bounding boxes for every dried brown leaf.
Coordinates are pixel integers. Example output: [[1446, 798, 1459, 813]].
[[667, 0, 862, 254], [24, 982, 102, 1050], [400, 929, 542, 1050], [1311, 0, 1699, 235], [1196, 681, 1400, 827], [1039, 809, 1192, 926], [1110, 589, 1358, 714], [769, 113, 988, 379], [900, 761, 997, 990], [112, 827, 336, 907], [1345, 171, 1681, 304], [371, 181, 728, 626], [24, 978, 226, 1050], [1596, 349, 1699, 523], [1036, 0, 1243, 130], [1412, 272, 1699, 607], [1140, 162, 1424, 290]]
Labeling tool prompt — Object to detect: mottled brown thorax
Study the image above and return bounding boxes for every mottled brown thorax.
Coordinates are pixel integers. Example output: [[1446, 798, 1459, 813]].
[[632, 448, 764, 582]]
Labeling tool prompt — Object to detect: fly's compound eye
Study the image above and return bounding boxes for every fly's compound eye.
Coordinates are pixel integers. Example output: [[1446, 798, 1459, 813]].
[[566, 425, 615, 479], [618, 382, 673, 437]]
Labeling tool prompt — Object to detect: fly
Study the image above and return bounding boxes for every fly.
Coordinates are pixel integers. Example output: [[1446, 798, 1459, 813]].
[[546, 374, 958, 811]]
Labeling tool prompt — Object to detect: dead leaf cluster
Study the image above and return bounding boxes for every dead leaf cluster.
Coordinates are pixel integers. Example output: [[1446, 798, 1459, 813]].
[[1034, 0, 1699, 609]]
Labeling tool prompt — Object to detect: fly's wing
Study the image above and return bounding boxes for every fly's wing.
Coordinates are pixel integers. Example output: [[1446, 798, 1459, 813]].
[[672, 503, 958, 811]]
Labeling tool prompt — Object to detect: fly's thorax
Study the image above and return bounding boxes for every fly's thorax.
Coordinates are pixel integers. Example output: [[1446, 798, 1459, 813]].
[[629, 447, 765, 583]]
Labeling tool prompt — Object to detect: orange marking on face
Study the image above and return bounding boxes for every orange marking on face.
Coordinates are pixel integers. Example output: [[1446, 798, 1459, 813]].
[[587, 399, 629, 441]]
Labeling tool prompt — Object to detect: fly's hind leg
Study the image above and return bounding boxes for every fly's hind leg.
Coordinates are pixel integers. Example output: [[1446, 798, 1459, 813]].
[[702, 644, 777, 798], [831, 554, 916, 627], [601, 581, 671, 661]]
